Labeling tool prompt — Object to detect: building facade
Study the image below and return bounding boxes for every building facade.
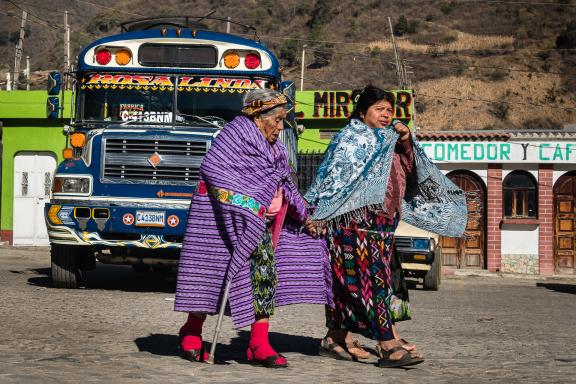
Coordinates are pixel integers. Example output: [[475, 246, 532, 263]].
[[296, 90, 576, 276], [0, 91, 70, 245], [1, 89, 575, 276]]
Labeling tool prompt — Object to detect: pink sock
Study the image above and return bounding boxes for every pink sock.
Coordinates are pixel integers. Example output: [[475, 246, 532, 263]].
[[248, 321, 286, 364], [180, 314, 204, 351]]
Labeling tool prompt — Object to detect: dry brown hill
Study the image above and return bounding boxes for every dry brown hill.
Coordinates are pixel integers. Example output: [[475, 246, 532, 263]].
[[1, 0, 575, 130]]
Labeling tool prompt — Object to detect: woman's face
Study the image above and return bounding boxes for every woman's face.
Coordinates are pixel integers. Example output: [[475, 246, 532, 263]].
[[255, 108, 287, 144], [360, 99, 394, 128]]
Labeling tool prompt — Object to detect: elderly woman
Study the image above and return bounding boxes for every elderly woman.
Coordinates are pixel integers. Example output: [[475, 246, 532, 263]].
[[174, 88, 331, 368], [306, 86, 467, 368]]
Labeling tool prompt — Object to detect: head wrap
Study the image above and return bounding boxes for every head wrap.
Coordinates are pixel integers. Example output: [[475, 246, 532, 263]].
[[242, 93, 288, 117]]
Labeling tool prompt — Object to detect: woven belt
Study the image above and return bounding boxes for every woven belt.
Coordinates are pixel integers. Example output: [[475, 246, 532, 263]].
[[196, 180, 267, 219]]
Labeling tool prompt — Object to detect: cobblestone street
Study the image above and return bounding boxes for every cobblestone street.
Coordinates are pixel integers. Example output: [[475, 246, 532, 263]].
[[0, 246, 575, 384]]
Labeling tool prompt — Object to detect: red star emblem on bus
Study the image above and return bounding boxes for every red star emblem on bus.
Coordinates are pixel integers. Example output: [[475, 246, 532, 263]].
[[123, 213, 135, 225], [167, 215, 179, 227]]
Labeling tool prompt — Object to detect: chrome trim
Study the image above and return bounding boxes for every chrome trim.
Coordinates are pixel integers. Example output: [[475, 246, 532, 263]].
[[101, 135, 209, 185], [50, 196, 191, 209]]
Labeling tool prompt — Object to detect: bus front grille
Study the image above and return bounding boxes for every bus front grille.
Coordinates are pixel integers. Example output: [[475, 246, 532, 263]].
[[102, 137, 208, 185]]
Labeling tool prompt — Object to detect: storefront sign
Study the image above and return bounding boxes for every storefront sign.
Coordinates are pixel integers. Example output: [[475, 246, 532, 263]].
[[420, 141, 576, 163], [296, 90, 414, 128]]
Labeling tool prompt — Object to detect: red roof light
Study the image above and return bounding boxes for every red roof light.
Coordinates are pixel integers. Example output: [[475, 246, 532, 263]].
[[95, 49, 112, 65], [244, 53, 260, 69]]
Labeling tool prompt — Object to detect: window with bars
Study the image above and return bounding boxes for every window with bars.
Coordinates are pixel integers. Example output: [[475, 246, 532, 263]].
[[21, 172, 29, 197], [44, 172, 52, 197], [503, 171, 538, 218]]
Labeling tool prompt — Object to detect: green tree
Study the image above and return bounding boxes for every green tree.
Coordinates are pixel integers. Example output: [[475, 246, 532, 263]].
[[556, 21, 576, 51], [394, 15, 409, 36], [279, 39, 300, 67]]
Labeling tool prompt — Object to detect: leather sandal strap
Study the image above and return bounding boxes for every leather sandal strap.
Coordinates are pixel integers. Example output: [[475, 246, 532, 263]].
[[380, 345, 406, 358]]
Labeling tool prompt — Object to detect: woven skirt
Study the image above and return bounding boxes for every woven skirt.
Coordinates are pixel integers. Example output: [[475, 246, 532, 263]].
[[326, 211, 398, 340]]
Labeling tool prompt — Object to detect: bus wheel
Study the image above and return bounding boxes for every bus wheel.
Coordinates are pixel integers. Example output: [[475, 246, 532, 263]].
[[51, 245, 83, 289]]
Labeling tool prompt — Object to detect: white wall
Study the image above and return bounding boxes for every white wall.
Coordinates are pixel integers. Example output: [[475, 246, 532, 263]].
[[501, 226, 539, 255]]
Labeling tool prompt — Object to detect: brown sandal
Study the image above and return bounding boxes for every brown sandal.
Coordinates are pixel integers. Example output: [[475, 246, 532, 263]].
[[376, 344, 423, 368], [345, 340, 371, 360], [319, 337, 354, 361], [398, 338, 423, 359]]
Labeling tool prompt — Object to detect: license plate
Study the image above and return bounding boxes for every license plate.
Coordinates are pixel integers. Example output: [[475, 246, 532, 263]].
[[135, 211, 165, 227]]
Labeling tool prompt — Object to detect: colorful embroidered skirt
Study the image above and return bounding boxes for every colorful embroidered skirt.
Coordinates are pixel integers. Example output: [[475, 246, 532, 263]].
[[325, 211, 398, 340], [249, 229, 277, 317]]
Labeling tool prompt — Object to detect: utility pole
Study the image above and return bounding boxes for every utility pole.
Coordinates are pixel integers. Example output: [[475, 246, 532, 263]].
[[226, 16, 231, 34], [13, 10, 27, 90], [300, 44, 307, 91], [64, 11, 71, 89], [387, 16, 403, 90], [25, 55, 30, 91]]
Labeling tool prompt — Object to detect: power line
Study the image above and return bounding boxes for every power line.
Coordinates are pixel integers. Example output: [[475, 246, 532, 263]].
[[66, 0, 146, 18], [4, 0, 64, 30], [291, 74, 576, 112], [415, 91, 576, 112]]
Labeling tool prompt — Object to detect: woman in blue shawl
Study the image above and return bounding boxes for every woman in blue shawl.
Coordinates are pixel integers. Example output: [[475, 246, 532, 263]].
[[305, 86, 467, 368]]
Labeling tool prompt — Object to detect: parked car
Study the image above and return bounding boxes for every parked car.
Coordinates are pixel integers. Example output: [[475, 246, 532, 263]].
[[394, 220, 441, 290]]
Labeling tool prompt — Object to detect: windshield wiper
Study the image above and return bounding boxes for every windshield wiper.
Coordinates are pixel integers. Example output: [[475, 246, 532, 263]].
[[176, 113, 226, 129]]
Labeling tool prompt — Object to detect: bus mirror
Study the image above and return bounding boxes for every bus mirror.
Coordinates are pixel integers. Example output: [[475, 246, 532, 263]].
[[47, 97, 60, 120], [279, 81, 298, 133], [47, 71, 62, 95]]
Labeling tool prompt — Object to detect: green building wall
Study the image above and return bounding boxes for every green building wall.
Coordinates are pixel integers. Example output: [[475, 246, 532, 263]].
[[0, 91, 71, 241]]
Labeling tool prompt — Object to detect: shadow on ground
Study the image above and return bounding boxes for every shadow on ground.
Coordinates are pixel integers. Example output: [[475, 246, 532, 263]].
[[26, 263, 176, 293], [134, 331, 324, 365], [536, 282, 576, 295]]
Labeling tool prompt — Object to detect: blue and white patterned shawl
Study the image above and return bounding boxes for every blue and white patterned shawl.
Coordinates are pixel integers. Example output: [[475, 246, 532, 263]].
[[304, 119, 468, 238]]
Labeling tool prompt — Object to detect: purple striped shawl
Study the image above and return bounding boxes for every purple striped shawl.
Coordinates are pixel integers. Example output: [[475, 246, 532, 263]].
[[174, 116, 332, 328]]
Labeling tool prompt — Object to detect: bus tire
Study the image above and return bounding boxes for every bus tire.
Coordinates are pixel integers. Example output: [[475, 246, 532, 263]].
[[51, 245, 83, 289]]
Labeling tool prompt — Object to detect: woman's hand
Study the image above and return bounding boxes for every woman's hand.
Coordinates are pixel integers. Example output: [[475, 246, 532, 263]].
[[393, 121, 411, 142], [304, 218, 326, 238]]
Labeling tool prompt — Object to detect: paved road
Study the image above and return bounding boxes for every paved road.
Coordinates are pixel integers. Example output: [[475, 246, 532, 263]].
[[0, 246, 575, 383]]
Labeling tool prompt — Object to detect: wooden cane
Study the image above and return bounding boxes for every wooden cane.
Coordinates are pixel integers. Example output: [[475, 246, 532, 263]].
[[206, 279, 232, 364]]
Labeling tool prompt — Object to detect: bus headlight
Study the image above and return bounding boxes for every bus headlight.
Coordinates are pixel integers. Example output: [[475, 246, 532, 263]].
[[52, 176, 92, 195]]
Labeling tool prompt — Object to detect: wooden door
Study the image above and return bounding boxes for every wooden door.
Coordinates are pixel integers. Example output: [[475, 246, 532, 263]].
[[440, 172, 486, 269], [554, 173, 576, 274]]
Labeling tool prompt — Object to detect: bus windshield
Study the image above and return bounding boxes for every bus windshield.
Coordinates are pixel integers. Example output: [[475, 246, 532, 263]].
[[77, 74, 270, 126]]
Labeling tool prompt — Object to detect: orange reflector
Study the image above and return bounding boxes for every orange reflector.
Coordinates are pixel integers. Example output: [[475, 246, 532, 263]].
[[224, 52, 240, 69], [48, 205, 62, 224], [63, 148, 73, 159], [70, 133, 86, 148], [115, 49, 132, 65], [413, 254, 427, 260]]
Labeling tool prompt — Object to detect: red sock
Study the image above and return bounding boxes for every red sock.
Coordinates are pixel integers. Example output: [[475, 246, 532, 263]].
[[248, 321, 286, 364], [180, 314, 204, 351]]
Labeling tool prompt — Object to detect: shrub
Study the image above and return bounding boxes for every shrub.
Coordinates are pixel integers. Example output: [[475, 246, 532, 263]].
[[489, 102, 510, 120], [556, 21, 576, 51], [440, 1, 457, 15], [394, 15, 418, 36], [279, 38, 300, 67]]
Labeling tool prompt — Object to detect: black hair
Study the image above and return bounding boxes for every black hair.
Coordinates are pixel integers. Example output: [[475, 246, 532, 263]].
[[349, 85, 396, 121]]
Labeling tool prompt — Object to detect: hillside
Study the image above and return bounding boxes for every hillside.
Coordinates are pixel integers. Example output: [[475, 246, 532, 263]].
[[1, 0, 575, 130]]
